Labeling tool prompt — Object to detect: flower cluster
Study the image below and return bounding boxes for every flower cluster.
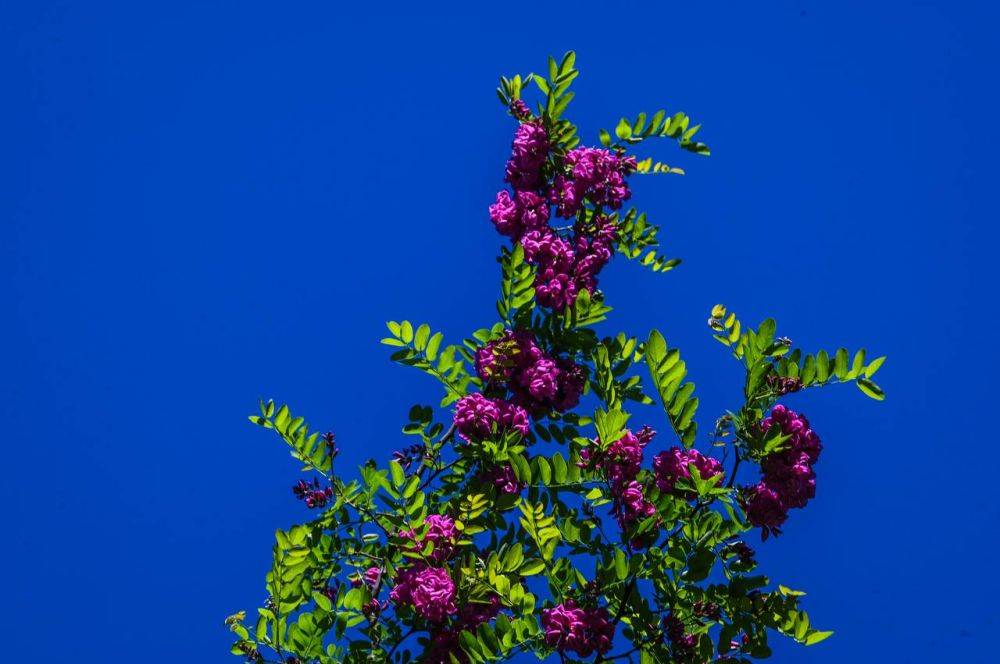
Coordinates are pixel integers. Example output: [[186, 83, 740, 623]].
[[453, 392, 530, 442], [504, 120, 549, 192], [653, 447, 725, 499], [540, 600, 615, 657], [519, 215, 617, 309], [490, 117, 630, 310], [400, 514, 458, 563], [474, 329, 584, 415], [744, 405, 823, 538], [581, 428, 663, 546], [551, 147, 637, 218], [766, 373, 804, 395], [389, 564, 458, 622], [481, 462, 524, 495], [291, 478, 333, 509], [664, 614, 697, 660]]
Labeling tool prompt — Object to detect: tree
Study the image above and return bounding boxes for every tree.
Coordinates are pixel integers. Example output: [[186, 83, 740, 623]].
[[226, 52, 886, 664]]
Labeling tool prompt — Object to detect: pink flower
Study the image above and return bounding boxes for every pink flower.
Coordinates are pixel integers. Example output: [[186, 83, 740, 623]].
[[399, 514, 458, 562], [761, 453, 816, 509], [474, 330, 584, 415], [363, 566, 381, 588], [550, 147, 636, 217], [653, 447, 724, 498], [389, 565, 457, 622], [454, 393, 529, 442], [484, 463, 524, 495], [742, 483, 787, 539], [504, 121, 549, 191], [541, 601, 615, 657]]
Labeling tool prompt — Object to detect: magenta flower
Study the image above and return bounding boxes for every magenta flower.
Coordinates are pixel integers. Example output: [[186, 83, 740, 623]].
[[399, 514, 458, 562], [475, 329, 584, 415], [742, 483, 788, 538], [504, 120, 549, 191], [541, 601, 615, 657], [484, 462, 525, 495], [454, 393, 529, 442], [363, 566, 382, 588], [653, 447, 724, 498], [389, 564, 458, 622]]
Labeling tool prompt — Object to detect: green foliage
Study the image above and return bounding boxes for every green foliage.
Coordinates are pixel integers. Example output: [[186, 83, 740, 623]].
[[381, 321, 473, 406], [230, 52, 885, 664], [644, 330, 699, 446]]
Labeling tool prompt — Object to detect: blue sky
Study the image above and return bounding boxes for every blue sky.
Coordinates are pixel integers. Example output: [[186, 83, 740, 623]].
[[3, 1, 997, 662]]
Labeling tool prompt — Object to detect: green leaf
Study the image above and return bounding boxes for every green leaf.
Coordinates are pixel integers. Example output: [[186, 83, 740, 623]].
[[856, 377, 885, 401], [389, 461, 406, 488]]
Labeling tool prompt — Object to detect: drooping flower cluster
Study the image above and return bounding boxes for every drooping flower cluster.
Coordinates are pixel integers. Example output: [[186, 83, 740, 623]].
[[474, 329, 584, 415], [489, 190, 550, 239], [291, 477, 333, 509], [664, 614, 697, 660], [453, 392, 530, 442], [389, 564, 458, 622], [400, 514, 458, 563], [550, 147, 637, 218], [540, 600, 615, 657], [504, 120, 549, 192], [481, 462, 524, 495], [744, 404, 823, 538], [490, 115, 630, 310], [580, 427, 652, 486], [653, 446, 725, 499], [581, 427, 662, 545], [519, 214, 618, 309]]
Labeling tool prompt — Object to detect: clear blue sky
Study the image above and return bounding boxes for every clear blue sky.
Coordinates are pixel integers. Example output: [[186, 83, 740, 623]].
[[3, 1, 997, 662]]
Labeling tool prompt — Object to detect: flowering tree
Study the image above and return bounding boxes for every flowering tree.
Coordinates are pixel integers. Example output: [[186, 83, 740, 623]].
[[226, 53, 886, 663]]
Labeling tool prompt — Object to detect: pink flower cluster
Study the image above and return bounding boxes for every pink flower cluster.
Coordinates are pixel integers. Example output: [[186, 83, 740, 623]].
[[399, 514, 458, 563], [551, 147, 637, 218], [291, 477, 333, 509], [744, 405, 823, 538], [519, 215, 617, 309], [490, 119, 630, 310], [453, 392, 530, 442], [482, 462, 524, 495], [581, 427, 661, 546], [475, 330, 584, 415], [653, 447, 725, 499], [389, 564, 457, 622], [581, 426, 654, 485], [489, 190, 550, 240], [504, 120, 549, 192], [541, 601, 615, 657]]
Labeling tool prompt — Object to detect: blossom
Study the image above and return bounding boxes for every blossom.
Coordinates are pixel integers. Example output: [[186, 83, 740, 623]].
[[389, 565, 457, 622], [541, 601, 614, 657], [454, 393, 529, 442], [489, 190, 550, 239], [742, 483, 788, 538], [761, 404, 822, 465], [400, 514, 458, 562], [745, 405, 823, 536], [504, 121, 549, 191], [653, 447, 724, 498], [363, 566, 382, 588], [483, 463, 524, 495], [474, 330, 584, 415], [292, 477, 333, 509], [761, 453, 816, 509], [582, 429, 650, 486], [550, 147, 636, 217]]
